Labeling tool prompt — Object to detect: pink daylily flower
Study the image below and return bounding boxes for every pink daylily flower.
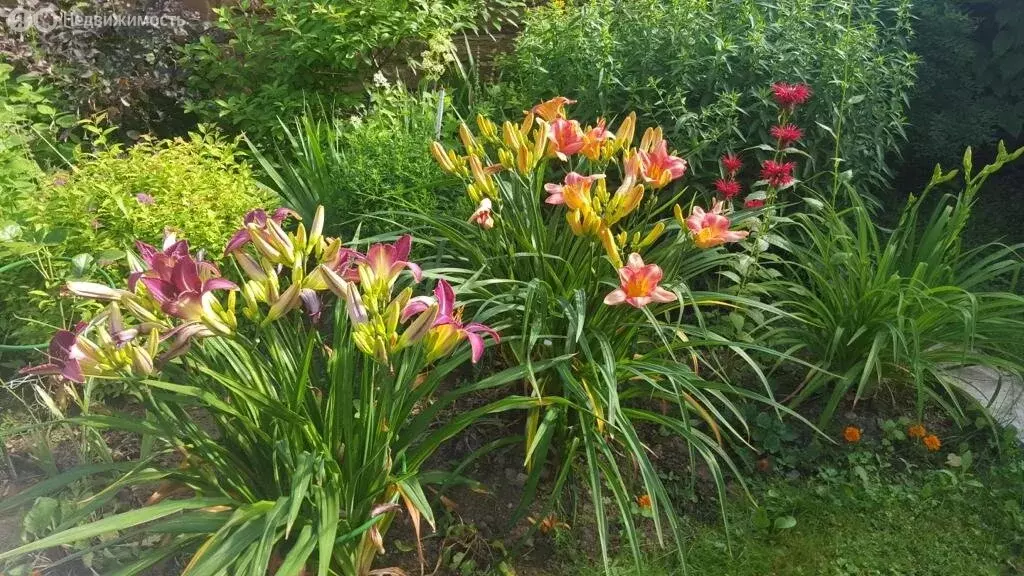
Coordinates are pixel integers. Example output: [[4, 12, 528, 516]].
[[603, 253, 677, 309], [637, 139, 687, 189], [547, 118, 585, 161], [364, 235, 422, 286], [580, 119, 614, 161], [402, 279, 500, 363], [685, 200, 749, 249]]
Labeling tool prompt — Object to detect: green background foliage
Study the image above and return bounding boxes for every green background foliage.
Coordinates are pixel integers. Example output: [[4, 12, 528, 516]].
[[496, 0, 917, 191]]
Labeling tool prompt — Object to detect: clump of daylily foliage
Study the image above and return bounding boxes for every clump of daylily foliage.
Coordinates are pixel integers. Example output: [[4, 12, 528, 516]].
[[8, 207, 524, 576]]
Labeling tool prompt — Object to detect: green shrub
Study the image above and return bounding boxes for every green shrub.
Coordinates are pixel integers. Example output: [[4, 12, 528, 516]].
[[181, 0, 503, 141], [251, 88, 465, 235], [27, 128, 268, 255], [497, 0, 917, 192], [763, 144, 1024, 426], [0, 129, 267, 364]]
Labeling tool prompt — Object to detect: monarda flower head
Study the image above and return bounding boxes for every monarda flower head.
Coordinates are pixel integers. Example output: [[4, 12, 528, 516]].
[[721, 153, 743, 175], [760, 160, 796, 188], [770, 124, 804, 147], [714, 179, 742, 199], [771, 82, 813, 110]]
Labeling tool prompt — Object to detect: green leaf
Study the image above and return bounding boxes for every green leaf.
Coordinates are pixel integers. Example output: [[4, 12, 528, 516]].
[[774, 515, 797, 530]]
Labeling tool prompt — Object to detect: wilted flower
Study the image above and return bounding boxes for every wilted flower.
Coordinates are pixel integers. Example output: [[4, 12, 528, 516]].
[[680, 201, 749, 249], [923, 434, 942, 452], [908, 424, 927, 439], [547, 118, 585, 161], [21, 328, 95, 383], [843, 426, 861, 443], [531, 96, 576, 122], [603, 253, 676, 309], [771, 82, 813, 110], [224, 208, 299, 255], [714, 179, 742, 199], [760, 160, 796, 188], [469, 198, 495, 230], [637, 494, 652, 509], [637, 139, 687, 189], [402, 280, 499, 363], [721, 153, 743, 175], [770, 124, 804, 147]]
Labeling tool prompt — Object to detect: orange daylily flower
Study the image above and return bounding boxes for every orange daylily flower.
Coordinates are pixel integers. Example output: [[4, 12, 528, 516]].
[[531, 96, 576, 122]]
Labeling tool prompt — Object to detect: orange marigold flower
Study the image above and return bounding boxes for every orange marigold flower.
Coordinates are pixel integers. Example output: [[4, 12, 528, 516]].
[[923, 434, 942, 452], [843, 426, 861, 443], [637, 494, 652, 509], [908, 424, 927, 439]]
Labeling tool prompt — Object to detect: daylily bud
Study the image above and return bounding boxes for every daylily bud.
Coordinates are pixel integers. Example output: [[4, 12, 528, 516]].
[[432, 141, 457, 174], [308, 205, 325, 253], [476, 114, 498, 143], [639, 126, 663, 153], [599, 227, 623, 268], [459, 123, 481, 156], [319, 265, 350, 299], [520, 112, 536, 137], [235, 252, 267, 281], [396, 302, 438, 350], [615, 112, 636, 151], [264, 283, 300, 325], [131, 346, 154, 376], [637, 222, 666, 249], [498, 148, 515, 171], [67, 281, 127, 301]]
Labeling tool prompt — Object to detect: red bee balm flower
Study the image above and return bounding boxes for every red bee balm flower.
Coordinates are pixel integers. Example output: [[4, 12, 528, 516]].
[[770, 124, 804, 146], [744, 198, 765, 209], [771, 82, 813, 110], [721, 153, 743, 175], [714, 179, 742, 199], [760, 160, 796, 188], [604, 253, 677, 309]]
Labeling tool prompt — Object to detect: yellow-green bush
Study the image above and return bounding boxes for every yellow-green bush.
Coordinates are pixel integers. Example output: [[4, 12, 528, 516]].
[[31, 129, 269, 253]]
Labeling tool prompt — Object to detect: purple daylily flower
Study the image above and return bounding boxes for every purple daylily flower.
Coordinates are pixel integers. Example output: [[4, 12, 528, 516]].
[[365, 235, 422, 285], [140, 256, 237, 321]]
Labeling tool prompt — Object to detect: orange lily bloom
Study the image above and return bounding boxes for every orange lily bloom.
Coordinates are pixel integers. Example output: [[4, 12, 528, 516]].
[[682, 200, 749, 249], [604, 253, 677, 308], [547, 118, 585, 161], [532, 96, 576, 122]]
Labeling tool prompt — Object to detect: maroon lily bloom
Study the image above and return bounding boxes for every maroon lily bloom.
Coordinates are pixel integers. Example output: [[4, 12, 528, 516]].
[[225, 208, 298, 254], [140, 256, 236, 321], [21, 329, 90, 383]]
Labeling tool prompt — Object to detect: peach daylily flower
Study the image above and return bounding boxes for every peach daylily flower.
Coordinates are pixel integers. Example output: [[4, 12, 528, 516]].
[[469, 198, 494, 230], [547, 118, 585, 161], [531, 96, 576, 122], [684, 200, 749, 249], [543, 172, 598, 207], [604, 253, 677, 309], [637, 139, 687, 189], [580, 119, 614, 161]]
